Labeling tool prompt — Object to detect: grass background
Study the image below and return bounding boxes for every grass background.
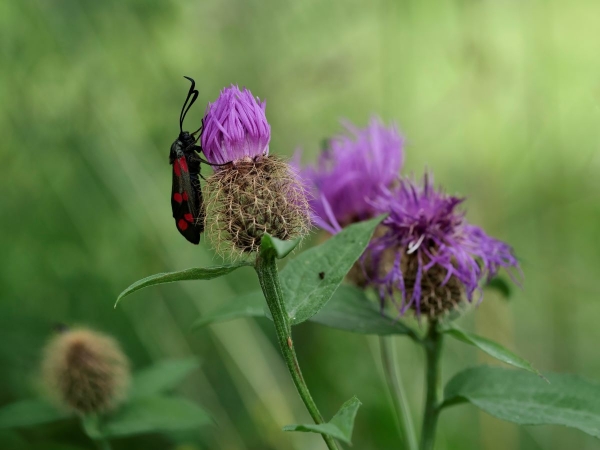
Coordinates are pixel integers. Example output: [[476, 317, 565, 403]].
[[1, 0, 599, 448]]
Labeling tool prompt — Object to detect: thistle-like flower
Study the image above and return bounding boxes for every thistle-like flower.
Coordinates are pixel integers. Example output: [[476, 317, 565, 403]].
[[299, 117, 404, 234], [42, 327, 130, 414], [202, 85, 310, 256], [367, 173, 520, 318]]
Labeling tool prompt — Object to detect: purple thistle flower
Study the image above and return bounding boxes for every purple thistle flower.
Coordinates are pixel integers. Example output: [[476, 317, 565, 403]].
[[367, 173, 520, 318], [299, 117, 404, 234], [201, 85, 271, 165]]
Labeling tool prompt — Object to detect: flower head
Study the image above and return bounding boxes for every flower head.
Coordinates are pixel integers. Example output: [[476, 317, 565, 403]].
[[201, 85, 271, 165], [42, 327, 130, 414], [366, 173, 520, 318], [202, 86, 310, 256], [300, 117, 404, 234]]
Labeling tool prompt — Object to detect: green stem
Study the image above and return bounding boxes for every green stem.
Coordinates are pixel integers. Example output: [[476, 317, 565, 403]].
[[420, 322, 443, 450], [380, 336, 418, 450], [255, 254, 339, 450], [80, 416, 112, 450]]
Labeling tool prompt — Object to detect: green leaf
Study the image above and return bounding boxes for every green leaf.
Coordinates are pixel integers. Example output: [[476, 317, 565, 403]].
[[0, 430, 26, 449], [282, 215, 384, 325], [131, 358, 200, 399], [115, 262, 251, 307], [283, 396, 361, 444], [260, 234, 301, 259], [485, 276, 512, 299], [311, 285, 418, 337], [98, 397, 213, 438], [442, 326, 542, 377], [26, 444, 89, 450], [443, 366, 600, 438], [0, 399, 69, 430], [190, 291, 265, 330]]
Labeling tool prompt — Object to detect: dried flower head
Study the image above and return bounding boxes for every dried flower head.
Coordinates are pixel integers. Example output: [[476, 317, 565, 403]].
[[42, 327, 130, 414], [299, 117, 404, 234], [366, 173, 520, 318], [201, 85, 271, 165], [202, 86, 310, 256]]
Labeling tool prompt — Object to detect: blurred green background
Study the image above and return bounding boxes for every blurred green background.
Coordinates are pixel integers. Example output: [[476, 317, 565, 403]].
[[2, 0, 600, 448]]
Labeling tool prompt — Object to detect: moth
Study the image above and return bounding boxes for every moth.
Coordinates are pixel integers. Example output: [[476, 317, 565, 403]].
[[169, 76, 205, 244]]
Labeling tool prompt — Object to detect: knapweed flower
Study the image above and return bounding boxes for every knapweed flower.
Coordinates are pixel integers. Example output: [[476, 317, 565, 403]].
[[42, 327, 130, 414], [202, 85, 271, 165], [202, 85, 310, 256], [366, 173, 520, 319], [299, 117, 404, 234]]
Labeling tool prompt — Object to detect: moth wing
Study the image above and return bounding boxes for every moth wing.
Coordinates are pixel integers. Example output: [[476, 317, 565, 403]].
[[171, 157, 201, 245]]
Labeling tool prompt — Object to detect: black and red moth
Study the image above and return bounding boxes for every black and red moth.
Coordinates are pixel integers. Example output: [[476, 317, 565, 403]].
[[169, 76, 205, 244]]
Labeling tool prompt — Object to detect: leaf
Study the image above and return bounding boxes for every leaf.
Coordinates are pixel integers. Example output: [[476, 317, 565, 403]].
[[0, 399, 69, 430], [81, 414, 103, 440], [26, 444, 89, 450], [283, 396, 362, 444], [131, 358, 200, 399], [282, 215, 384, 324], [443, 366, 600, 438], [190, 291, 265, 330], [115, 262, 251, 306], [310, 285, 418, 337], [485, 277, 512, 299], [442, 326, 542, 377], [0, 430, 26, 449], [98, 397, 213, 438], [260, 234, 301, 259]]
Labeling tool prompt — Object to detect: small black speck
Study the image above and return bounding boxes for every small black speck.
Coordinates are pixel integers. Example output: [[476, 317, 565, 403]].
[[318, 272, 325, 280]]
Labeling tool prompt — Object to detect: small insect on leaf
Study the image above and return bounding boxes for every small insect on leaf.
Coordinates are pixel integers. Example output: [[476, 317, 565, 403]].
[[319, 272, 325, 280]]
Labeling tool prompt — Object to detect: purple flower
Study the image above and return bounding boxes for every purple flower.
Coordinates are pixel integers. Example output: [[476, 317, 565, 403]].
[[299, 117, 404, 234], [201, 85, 271, 165], [366, 173, 520, 318]]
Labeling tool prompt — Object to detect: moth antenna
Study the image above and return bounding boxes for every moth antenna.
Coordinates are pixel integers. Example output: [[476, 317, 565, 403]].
[[180, 76, 199, 133]]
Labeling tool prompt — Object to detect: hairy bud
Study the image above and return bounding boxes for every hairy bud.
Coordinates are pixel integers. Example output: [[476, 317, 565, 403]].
[[205, 155, 310, 257], [42, 328, 130, 414]]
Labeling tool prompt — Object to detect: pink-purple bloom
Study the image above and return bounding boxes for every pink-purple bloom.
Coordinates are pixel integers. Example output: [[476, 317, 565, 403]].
[[201, 85, 271, 165], [299, 117, 404, 234], [367, 173, 520, 315]]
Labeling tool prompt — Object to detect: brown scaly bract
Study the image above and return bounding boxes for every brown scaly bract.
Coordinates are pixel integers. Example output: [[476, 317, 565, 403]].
[[204, 155, 311, 259]]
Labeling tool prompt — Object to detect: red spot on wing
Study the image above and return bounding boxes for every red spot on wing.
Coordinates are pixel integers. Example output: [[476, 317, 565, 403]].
[[184, 213, 194, 223], [173, 193, 183, 203], [178, 219, 188, 231], [182, 192, 189, 201], [178, 157, 189, 173]]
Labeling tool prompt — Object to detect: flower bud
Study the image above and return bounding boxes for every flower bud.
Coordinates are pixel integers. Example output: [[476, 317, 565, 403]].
[[42, 327, 130, 414]]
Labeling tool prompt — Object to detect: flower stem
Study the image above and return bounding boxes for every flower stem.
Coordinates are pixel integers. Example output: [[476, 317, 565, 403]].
[[80, 416, 112, 450], [380, 336, 418, 450], [255, 254, 339, 450], [420, 322, 443, 450]]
